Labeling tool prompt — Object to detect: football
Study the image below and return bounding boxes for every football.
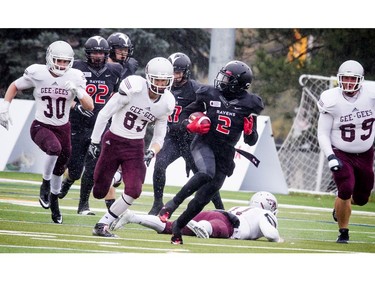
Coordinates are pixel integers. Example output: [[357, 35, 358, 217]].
[[188, 112, 211, 125]]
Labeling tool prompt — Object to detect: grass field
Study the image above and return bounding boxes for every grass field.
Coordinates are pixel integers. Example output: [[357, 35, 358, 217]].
[[0, 171, 374, 280]]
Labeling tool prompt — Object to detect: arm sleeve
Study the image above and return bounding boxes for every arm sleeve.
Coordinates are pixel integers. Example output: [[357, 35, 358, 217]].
[[317, 112, 334, 157], [149, 116, 168, 150], [90, 93, 125, 143], [258, 213, 281, 242]]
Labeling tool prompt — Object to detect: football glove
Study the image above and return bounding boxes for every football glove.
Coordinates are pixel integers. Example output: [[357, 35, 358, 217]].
[[186, 117, 210, 135], [243, 115, 254, 135], [74, 103, 94, 118], [144, 149, 155, 167], [327, 154, 343, 172], [88, 142, 101, 159], [0, 100, 12, 130]]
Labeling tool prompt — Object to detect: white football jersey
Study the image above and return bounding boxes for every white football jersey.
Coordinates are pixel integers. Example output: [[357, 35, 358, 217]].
[[317, 82, 375, 153], [14, 64, 87, 126], [91, 75, 175, 146], [228, 206, 280, 242]]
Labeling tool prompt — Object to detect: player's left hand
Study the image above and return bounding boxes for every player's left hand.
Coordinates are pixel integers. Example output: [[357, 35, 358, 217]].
[[144, 149, 155, 167], [243, 115, 254, 135], [327, 154, 343, 171], [74, 103, 94, 118], [0, 101, 12, 130]]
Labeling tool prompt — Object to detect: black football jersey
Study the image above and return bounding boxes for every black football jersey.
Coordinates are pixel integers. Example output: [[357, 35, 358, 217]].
[[70, 60, 122, 129], [168, 79, 201, 135], [120, 57, 139, 80], [181, 85, 264, 147]]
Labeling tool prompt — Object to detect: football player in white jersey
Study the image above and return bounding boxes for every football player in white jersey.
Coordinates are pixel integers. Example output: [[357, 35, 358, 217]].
[[109, 191, 283, 243], [89, 57, 175, 237], [317, 60, 375, 243], [0, 40, 93, 224]]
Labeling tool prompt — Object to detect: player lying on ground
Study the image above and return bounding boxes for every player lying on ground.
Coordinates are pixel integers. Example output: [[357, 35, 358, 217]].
[[110, 191, 283, 242]]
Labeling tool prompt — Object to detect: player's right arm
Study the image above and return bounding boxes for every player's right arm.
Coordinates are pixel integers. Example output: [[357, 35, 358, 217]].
[[90, 92, 125, 144]]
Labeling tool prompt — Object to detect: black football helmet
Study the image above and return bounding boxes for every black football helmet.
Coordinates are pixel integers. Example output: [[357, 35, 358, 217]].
[[168, 52, 191, 83], [214, 60, 253, 94], [84, 36, 110, 69], [107, 32, 134, 64]]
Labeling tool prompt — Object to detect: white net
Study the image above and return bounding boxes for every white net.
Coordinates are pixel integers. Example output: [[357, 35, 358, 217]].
[[278, 74, 338, 193]]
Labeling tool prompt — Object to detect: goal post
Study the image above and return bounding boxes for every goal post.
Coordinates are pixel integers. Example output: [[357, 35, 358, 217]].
[[277, 74, 337, 193]]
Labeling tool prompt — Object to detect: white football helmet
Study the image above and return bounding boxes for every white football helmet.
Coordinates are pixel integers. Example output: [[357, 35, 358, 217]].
[[337, 60, 364, 93], [46, 41, 74, 76], [249, 191, 278, 215], [145, 57, 174, 95]]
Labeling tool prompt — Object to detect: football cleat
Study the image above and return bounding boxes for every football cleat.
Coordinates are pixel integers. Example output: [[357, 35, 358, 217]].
[[336, 228, 349, 244], [187, 220, 209, 239], [50, 193, 63, 224], [158, 207, 171, 223], [158, 200, 177, 222], [78, 209, 95, 216], [109, 209, 134, 231], [171, 233, 183, 245], [92, 223, 117, 237], [58, 178, 74, 199], [39, 179, 51, 209]]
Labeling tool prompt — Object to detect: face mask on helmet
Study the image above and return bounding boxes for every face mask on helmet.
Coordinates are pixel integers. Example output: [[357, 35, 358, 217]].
[[107, 32, 134, 64], [337, 60, 364, 94], [214, 60, 252, 95], [249, 191, 278, 215], [84, 36, 110, 69], [168, 52, 191, 87], [145, 57, 174, 95], [46, 41, 74, 76]]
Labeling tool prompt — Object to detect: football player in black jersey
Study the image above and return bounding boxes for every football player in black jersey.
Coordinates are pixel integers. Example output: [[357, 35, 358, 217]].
[[148, 52, 224, 215], [107, 32, 138, 80], [158, 60, 264, 244], [103, 32, 139, 210], [58, 36, 122, 215]]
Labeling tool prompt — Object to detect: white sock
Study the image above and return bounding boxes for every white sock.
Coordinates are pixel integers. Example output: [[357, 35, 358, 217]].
[[50, 174, 62, 195], [43, 155, 58, 180], [133, 214, 166, 233], [99, 193, 135, 225]]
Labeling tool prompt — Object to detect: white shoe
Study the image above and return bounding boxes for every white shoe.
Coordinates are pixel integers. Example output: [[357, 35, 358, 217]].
[[109, 209, 134, 231], [187, 220, 209, 239]]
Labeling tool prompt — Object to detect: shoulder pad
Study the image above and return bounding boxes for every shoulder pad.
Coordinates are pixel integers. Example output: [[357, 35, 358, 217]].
[[318, 88, 339, 112], [196, 84, 210, 94], [109, 62, 123, 73], [189, 79, 203, 91], [165, 91, 176, 114], [24, 64, 46, 80], [118, 75, 144, 95], [362, 81, 375, 99]]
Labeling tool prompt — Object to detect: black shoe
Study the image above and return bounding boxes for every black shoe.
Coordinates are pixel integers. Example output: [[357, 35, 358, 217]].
[[332, 209, 337, 222], [58, 178, 74, 199], [336, 228, 349, 243], [171, 233, 183, 245], [148, 200, 164, 215], [50, 193, 63, 224], [39, 179, 50, 209], [158, 200, 178, 222], [92, 223, 117, 237]]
